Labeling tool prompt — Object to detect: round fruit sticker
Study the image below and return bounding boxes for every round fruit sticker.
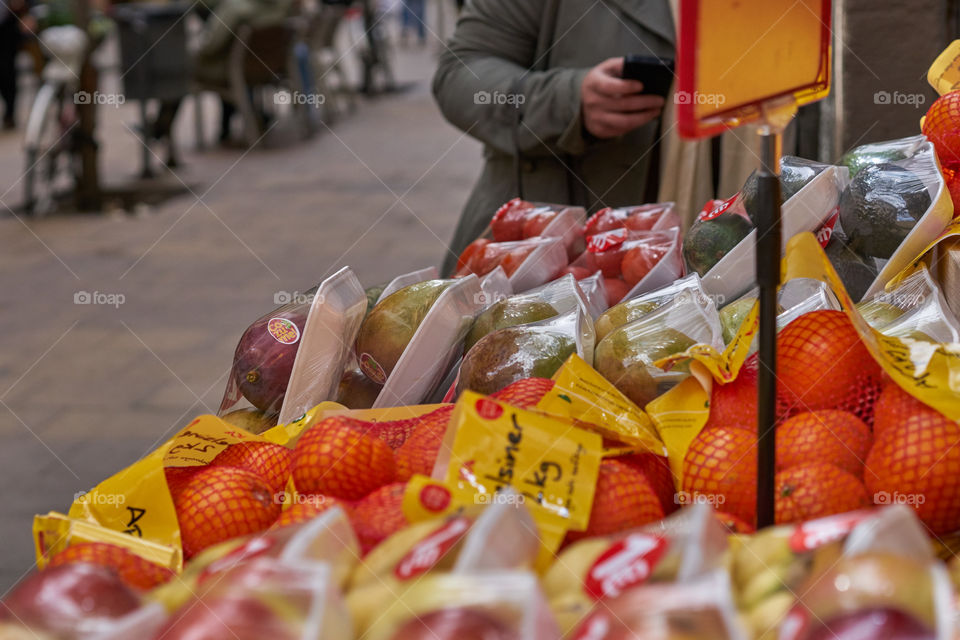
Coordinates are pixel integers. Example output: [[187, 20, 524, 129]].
[[419, 483, 452, 513], [359, 353, 387, 385], [474, 397, 503, 420], [267, 317, 300, 345]]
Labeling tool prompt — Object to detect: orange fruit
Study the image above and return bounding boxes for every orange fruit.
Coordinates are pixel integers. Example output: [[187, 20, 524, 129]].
[[491, 378, 555, 409], [923, 91, 960, 169], [682, 426, 757, 525], [777, 311, 882, 414], [363, 417, 420, 450], [47, 542, 174, 591], [714, 511, 755, 534], [618, 452, 677, 515], [775, 463, 871, 525], [568, 459, 664, 541], [707, 363, 759, 432], [270, 496, 342, 530], [173, 466, 281, 559], [291, 415, 395, 500], [866, 408, 960, 534], [349, 482, 408, 553], [776, 410, 872, 478], [395, 406, 453, 482], [210, 441, 292, 494], [873, 381, 939, 438], [165, 466, 199, 500]]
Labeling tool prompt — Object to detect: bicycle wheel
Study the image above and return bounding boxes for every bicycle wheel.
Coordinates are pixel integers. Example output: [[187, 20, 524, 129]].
[[23, 83, 74, 216]]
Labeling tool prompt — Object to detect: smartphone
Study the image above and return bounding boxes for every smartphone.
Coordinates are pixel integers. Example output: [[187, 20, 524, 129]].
[[622, 55, 676, 98]]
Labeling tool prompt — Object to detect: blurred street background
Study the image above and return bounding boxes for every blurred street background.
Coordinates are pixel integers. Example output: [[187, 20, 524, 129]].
[[0, 0, 478, 591]]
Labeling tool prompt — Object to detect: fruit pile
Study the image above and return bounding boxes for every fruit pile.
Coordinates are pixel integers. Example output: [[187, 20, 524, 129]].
[[7, 128, 960, 637]]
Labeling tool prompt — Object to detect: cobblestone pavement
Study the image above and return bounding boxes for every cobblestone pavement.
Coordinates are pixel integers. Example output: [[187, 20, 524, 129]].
[[0, 20, 481, 591]]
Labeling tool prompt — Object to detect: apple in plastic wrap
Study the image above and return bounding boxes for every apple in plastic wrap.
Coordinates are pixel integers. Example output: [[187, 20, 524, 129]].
[[230, 310, 307, 413], [0, 564, 141, 634], [388, 608, 519, 640]]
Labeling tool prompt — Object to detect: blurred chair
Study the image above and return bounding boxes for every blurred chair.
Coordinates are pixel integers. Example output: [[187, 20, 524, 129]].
[[304, 2, 356, 123], [195, 20, 306, 147]]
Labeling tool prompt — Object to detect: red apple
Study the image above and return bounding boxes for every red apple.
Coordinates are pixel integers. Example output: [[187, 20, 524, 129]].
[[389, 608, 518, 640], [155, 595, 296, 640], [1, 564, 141, 634]]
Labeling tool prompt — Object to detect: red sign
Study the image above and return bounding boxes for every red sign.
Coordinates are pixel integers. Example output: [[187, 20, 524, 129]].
[[394, 517, 471, 580], [582, 534, 669, 600]]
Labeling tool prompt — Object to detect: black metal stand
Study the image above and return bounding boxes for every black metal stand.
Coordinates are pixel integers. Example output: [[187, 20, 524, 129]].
[[756, 131, 782, 528]]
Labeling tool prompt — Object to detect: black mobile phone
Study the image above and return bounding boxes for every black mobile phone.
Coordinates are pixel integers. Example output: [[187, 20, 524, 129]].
[[622, 55, 676, 98]]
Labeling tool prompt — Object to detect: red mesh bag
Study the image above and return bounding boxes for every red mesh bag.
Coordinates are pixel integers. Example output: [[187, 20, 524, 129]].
[[923, 91, 960, 170]]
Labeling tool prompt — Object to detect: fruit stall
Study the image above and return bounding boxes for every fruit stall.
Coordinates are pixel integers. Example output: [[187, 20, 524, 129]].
[[8, 11, 960, 640]]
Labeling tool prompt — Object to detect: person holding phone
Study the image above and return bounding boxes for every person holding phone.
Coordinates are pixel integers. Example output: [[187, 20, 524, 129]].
[[433, 0, 674, 274]]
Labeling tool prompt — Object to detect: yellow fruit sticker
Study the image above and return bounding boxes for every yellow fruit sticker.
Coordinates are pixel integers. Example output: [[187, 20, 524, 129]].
[[928, 40, 960, 95], [787, 232, 960, 421], [537, 354, 667, 455], [644, 377, 711, 488]]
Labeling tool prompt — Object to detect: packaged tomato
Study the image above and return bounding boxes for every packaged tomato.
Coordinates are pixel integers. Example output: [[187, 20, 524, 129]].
[[362, 571, 560, 640], [584, 202, 679, 237], [490, 198, 587, 256], [570, 228, 683, 306], [456, 236, 569, 292]]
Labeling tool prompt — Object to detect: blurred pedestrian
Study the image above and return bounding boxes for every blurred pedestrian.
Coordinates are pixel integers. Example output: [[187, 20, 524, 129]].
[[400, 0, 425, 45], [0, 0, 31, 129]]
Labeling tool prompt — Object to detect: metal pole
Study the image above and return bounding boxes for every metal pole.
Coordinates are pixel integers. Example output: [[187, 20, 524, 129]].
[[755, 129, 782, 528]]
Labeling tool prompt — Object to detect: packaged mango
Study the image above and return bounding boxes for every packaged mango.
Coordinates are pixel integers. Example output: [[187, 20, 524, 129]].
[[362, 571, 561, 640], [219, 266, 366, 432], [544, 503, 729, 636], [596, 272, 716, 342], [347, 489, 540, 635]]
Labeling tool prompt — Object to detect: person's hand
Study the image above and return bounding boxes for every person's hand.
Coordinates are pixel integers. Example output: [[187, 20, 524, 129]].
[[581, 57, 666, 139]]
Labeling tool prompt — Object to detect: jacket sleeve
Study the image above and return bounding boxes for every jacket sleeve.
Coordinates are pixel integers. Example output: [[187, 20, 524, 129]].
[[432, 0, 591, 158]]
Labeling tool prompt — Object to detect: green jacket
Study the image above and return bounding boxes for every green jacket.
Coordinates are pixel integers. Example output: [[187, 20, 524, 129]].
[[434, 0, 675, 274]]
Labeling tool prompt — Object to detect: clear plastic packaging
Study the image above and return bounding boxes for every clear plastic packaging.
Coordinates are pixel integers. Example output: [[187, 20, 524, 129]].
[[361, 571, 560, 640], [856, 266, 960, 344], [574, 271, 610, 318], [378, 267, 439, 302], [455, 236, 570, 293], [593, 293, 724, 408], [544, 503, 730, 636], [373, 276, 486, 408], [583, 202, 680, 237], [700, 165, 847, 303], [156, 558, 352, 640], [740, 156, 832, 226], [571, 228, 683, 306], [488, 198, 587, 258], [278, 267, 368, 424], [457, 307, 590, 397], [569, 569, 747, 640], [839, 134, 927, 178], [596, 273, 715, 342]]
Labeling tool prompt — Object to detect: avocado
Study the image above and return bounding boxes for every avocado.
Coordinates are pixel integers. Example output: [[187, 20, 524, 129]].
[[742, 156, 829, 226], [355, 280, 452, 384], [595, 299, 661, 343], [825, 231, 878, 302], [457, 326, 576, 396], [840, 145, 910, 178], [719, 297, 756, 344], [682, 212, 754, 277], [336, 368, 383, 409], [593, 325, 696, 408], [838, 163, 931, 259], [465, 299, 558, 352]]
